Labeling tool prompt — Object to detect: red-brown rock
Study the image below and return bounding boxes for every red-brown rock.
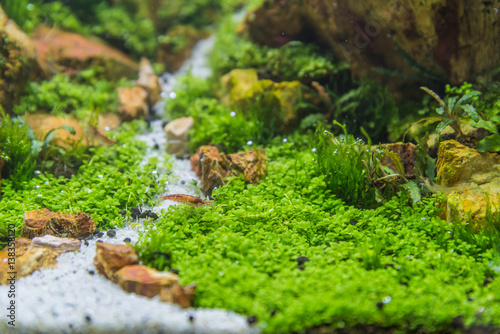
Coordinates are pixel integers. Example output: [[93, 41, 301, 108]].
[[165, 116, 194, 157], [159, 283, 196, 309], [32, 26, 138, 81], [114, 264, 179, 298], [93, 242, 139, 280], [378, 142, 416, 178], [21, 208, 96, 239], [117, 86, 149, 121], [0, 247, 59, 285]]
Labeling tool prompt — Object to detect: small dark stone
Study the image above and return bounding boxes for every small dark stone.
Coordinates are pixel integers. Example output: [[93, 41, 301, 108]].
[[149, 183, 156, 188], [247, 315, 257, 325], [119, 209, 127, 216], [376, 301, 384, 309], [169, 268, 179, 275], [96, 232, 104, 237], [96, 240, 103, 243], [118, 168, 125, 173], [270, 310, 276, 317], [180, 180, 186, 185], [188, 314, 195, 322], [451, 316, 464, 329], [349, 219, 358, 225], [85, 315, 92, 323], [123, 237, 132, 243], [130, 207, 141, 219], [139, 210, 151, 219], [88, 270, 95, 275], [153, 143, 160, 150], [148, 212, 159, 220], [107, 230, 116, 238], [297, 265, 305, 271], [86, 235, 94, 240], [92, 228, 100, 235], [297, 256, 310, 265], [83, 240, 89, 246], [400, 281, 408, 286], [329, 213, 334, 217]]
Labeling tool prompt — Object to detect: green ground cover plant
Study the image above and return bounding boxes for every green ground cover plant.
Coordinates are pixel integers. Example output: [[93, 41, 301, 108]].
[[136, 139, 500, 333], [0, 121, 168, 247], [13, 68, 129, 120]]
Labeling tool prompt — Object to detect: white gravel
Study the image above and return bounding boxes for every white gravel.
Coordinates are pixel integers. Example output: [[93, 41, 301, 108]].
[[0, 36, 259, 334]]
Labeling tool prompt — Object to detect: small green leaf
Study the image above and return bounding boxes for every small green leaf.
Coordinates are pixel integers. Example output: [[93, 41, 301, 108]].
[[402, 181, 422, 204], [461, 104, 480, 122], [476, 134, 500, 153], [436, 119, 454, 134], [381, 150, 405, 176], [469, 119, 498, 135], [416, 117, 444, 127], [436, 107, 445, 115], [455, 90, 481, 107], [446, 96, 458, 112]]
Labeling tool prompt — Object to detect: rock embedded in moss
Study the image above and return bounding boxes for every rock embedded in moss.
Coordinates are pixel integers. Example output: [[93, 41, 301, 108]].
[[0, 4, 36, 112], [114, 264, 179, 298], [21, 208, 96, 239], [164, 116, 194, 158], [190, 145, 267, 196], [159, 283, 196, 309], [93, 242, 139, 281], [32, 26, 138, 81], [136, 57, 162, 106]]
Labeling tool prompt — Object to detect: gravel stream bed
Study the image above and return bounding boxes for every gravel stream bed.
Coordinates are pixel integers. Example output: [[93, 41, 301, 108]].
[[0, 37, 258, 334]]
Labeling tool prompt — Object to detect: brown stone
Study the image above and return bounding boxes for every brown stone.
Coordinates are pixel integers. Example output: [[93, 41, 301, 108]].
[[118, 86, 149, 121], [21, 208, 96, 239], [114, 264, 179, 298], [159, 283, 196, 309], [136, 57, 162, 106], [378, 142, 416, 178], [191, 145, 267, 196], [31, 235, 81, 253], [244, 0, 500, 98], [165, 116, 194, 157], [0, 4, 36, 112], [156, 25, 209, 73], [24, 113, 121, 149], [0, 248, 59, 285], [32, 26, 138, 81], [0, 150, 4, 199], [0, 238, 31, 260], [93, 242, 139, 280]]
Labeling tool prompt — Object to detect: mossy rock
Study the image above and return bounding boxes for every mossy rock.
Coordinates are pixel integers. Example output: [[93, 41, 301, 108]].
[[0, 5, 36, 113]]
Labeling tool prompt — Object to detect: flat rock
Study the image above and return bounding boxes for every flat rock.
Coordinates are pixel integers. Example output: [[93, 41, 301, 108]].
[[31, 235, 81, 253], [118, 86, 149, 121], [21, 208, 96, 239], [159, 283, 196, 309], [93, 242, 139, 281], [115, 264, 179, 298], [32, 26, 138, 81], [165, 116, 194, 157], [136, 57, 162, 106], [0, 4, 36, 112]]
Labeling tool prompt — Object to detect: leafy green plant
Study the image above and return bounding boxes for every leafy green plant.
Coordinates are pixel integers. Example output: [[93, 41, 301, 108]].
[[0, 111, 37, 188]]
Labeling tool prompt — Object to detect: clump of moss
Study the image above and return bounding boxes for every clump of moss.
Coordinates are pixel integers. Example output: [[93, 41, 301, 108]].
[[136, 140, 500, 333], [13, 68, 129, 120]]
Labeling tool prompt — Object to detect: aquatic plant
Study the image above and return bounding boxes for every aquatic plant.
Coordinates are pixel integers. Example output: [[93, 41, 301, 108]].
[[136, 139, 500, 333], [0, 111, 36, 188]]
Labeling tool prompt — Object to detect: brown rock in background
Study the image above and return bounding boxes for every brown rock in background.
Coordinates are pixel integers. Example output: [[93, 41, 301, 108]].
[[159, 283, 196, 309], [157, 25, 209, 73], [0, 4, 36, 112], [32, 26, 138, 81], [136, 57, 162, 106], [114, 264, 179, 298], [94, 242, 139, 280], [245, 0, 500, 97], [378, 142, 416, 178], [0, 247, 59, 285], [21, 208, 96, 239], [118, 86, 149, 121]]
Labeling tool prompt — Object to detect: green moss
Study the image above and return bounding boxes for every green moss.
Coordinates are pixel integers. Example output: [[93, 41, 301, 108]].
[[13, 69, 129, 120], [136, 140, 500, 333], [0, 120, 168, 247]]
